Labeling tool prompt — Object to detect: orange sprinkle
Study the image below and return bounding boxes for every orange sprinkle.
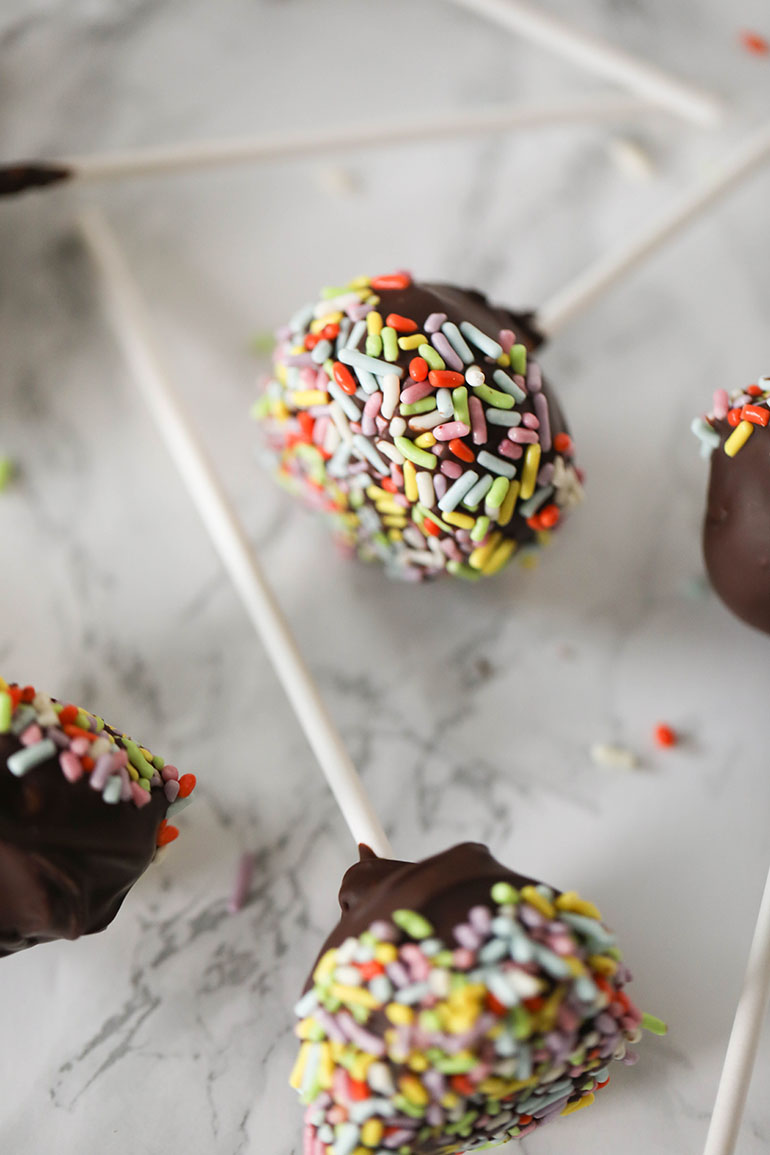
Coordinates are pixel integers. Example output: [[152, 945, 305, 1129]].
[[596, 1077, 611, 1089], [553, 432, 572, 454], [538, 503, 560, 529], [727, 407, 743, 427], [385, 313, 418, 333], [304, 333, 319, 350], [59, 704, 79, 725], [451, 1075, 476, 1097], [654, 723, 677, 748], [297, 411, 315, 440], [380, 477, 399, 494], [741, 403, 770, 426], [357, 960, 385, 980], [747, 384, 763, 396], [322, 323, 339, 340], [21, 685, 36, 703], [739, 29, 769, 55], [409, 357, 429, 382], [348, 1078, 371, 1101], [333, 361, 357, 395], [371, 273, 411, 291], [428, 370, 464, 388], [156, 820, 179, 847], [63, 724, 97, 742], [449, 438, 474, 462], [81, 755, 95, 772], [178, 773, 197, 798], [423, 518, 441, 537]]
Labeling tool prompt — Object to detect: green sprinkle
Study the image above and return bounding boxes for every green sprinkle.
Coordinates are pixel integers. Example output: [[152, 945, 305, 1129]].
[[511, 1005, 532, 1040], [152, 753, 165, 770], [470, 515, 490, 543], [435, 1053, 477, 1074], [394, 437, 437, 470], [486, 477, 510, 509], [491, 881, 520, 904], [76, 709, 91, 731], [250, 396, 272, 420], [419, 1010, 441, 1032], [418, 343, 445, 371], [452, 386, 470, 426], [0, 692, 12, 734], [393, 1097, 427, 1120], [321, 284, 347, 299], [641, 1012, 668, 1036], [432, 951, 454, 967], [0, 457, 14, 491], [381, 326, 399, 362], [417, 505, 453, 533], [446, 560, 482, 580], [123, 738, 154, 779], [400, 397, 437, 417], [472, 383, 515, 409], [249, 331, 275, 355], [392, 909, 434, 939], [510, 343, 527, 375], [366, 333, 382, 357]]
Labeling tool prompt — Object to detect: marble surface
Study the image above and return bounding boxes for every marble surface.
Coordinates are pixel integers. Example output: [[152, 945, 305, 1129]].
[[2, 1, 770, 1152]]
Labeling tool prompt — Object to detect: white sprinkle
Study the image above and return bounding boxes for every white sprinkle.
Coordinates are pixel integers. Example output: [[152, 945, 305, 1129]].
[[416, 471, 435, 508], [460, 321, 503, 359], [313, 291, 360, 318], [381, 374, 400, 419], [329, 400, 354, 443], [389, 415, 407, 438], [462, 473, 494, 510], [465, 365, 485, 389], [377, 440, 405, 465], [408, 409, 446, 431], [436, 388, 454, 417], [590, 742, 639, 770]]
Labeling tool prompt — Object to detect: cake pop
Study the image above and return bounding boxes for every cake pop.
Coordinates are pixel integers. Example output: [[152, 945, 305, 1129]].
[[293, 843, 664, 1153], [692, 374, 770, 633], [253, 274, 583, 581], [0, 678, 196, 956]]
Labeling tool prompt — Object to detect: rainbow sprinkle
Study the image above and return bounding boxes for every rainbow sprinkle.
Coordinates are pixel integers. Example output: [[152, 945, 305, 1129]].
[[253, 274, 582, 581], [293, 882, 663, 1153], [693, 376, 770, 459], [0, 679, 195, 845]]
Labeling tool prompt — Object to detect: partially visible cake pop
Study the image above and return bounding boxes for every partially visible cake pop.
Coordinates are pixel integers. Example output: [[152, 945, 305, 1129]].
[[692, 374, 770, 633], [253, 274, 583, 581], [293, 843, 664, 1153], [0, 679, 196, 956]]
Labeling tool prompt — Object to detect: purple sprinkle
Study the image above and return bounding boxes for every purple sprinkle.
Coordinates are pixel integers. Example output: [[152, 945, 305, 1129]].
[[469, 905, 492, 933], [534, 392, 551, 451], [440, 536, 462, 560], [347, 302, 371, 322], [386, 961, 410, 987], [527, 363, 542, 393], [430, 331, 464, 371], [315, 1009, 347, 1044], [337, 1011, 387, 1056], [276, 325, 292, 341], [285, 353, 316, 368], [537, 462, 555, 487], [90, 752, 117, 792], [426, 1103, 445, 1127], [422, 1069, 446, 1098], [425, 312, 447, 333], [454, 924, 481, 951], [440, 460, 463, 479], [534, 1095, 572, 1120], [383, 1129, 415, 1148], [623, 1049, 639, 1066], [433, 474, 448, 501], [48, 727, 69, 749]]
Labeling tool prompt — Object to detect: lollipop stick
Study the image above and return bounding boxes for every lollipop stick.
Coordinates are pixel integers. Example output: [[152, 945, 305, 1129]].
[[0, 95, 682, 199], [538, 119, 770, 337], [444, 0, 722, 126], [702, 860, 770, 1155], [78, 207, 393, 860]]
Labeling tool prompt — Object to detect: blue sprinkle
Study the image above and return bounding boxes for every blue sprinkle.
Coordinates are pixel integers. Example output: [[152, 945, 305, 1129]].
[[7, 739, 57, 777], [460, 321, 503, 360], [338, 347, 404, 378], [476, 450, 517, 479], [493, 369, 527, 402]]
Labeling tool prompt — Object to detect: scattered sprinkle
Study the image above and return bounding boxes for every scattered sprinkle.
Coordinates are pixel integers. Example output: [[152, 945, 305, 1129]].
[[654, 724, 677, 748], [228, 851, 256, 914], [739, 29, 769, 55], [590, 742, 639, 770], [694, 376, 770, 459]]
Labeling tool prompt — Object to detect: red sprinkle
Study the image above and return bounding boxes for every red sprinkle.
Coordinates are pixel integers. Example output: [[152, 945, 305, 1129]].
[[538, 504, 561, 529], [59, 704, 79, 725], [297, 411, 315, 441], [380, 477, 398, 494], [357, 960, 385, 980], [451, 1075, 476, 1097], [332, 361, 357, 395], [423, 518, 441, 537], [156, 820, 179, 847], [739, 29, 769, 55], [741, 403, 770, 426], [654, 723, 677, 748], [409, 357, 429, 382], [371, 273, 412, 291], [385, 313, 417, 333], [321, 323, 339, 341], [304, 333, 319, 350], [727, 407, 743, 427], [449, 438, 474, 462], [747, 384, 763, 396], [21, 685, 36, 703], [553, 432, 572, 454], [429, 370, 465, 388], [347, 1079, 371, 1102], [596, 1077, 611, 1090], [178, 773, 197, 798]]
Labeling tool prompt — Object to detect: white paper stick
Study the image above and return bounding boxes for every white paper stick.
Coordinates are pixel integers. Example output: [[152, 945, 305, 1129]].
[[538, 119, 770, 338], [702, 861, 770, 1155], [444, 0, 722, 126], [10, 95, 669, 193], [78, 207, 393, 860]]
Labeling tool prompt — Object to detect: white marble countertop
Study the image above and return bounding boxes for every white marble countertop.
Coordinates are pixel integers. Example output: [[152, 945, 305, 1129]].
[[2, 1, 770, 1152]]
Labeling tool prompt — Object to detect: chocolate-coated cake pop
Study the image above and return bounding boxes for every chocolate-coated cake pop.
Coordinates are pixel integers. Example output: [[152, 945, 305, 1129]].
[[292, 843, 663, 1153], [0, 679, 196, 956], [254, 274, 582, 581], [693, 375, 770, 633]]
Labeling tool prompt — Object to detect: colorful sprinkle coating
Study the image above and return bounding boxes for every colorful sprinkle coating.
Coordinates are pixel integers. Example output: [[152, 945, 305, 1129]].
[[693, 377, 770, 459], [293, 883, 662, 1153], [254, 275, 582, 581], [0, 679, 195, 845]]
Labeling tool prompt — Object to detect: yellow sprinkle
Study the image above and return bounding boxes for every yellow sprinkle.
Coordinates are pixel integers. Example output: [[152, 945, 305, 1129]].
[[496, 352, 511, 367], [386, 1003, 415, 1026], [441, 1091, 460, 1109], [329, 1041, 345, 1063], [482, 538, 516, 575], [290, 390, 329, 408], [0, 678, 8, 692], [383, 515, 408, 528], [289, 344, 306, 356], [351, 1053, 375, 1082], [479, 1075, 538, 1096], [361, 1118, 384, 1147], [469, 531, 502, 571], [519, 550, 540, 570], [366, 485, 395, 501], [589, 954, 618, 976], [399, 1075, 429, 1107], [498, 479, 520, 526], [318, 1042, 334, 1089], [276, 363, 288, 386], [139, 746, 153, 761], [398, 334, 426, 350], [403, 459, 418, 503], [556, 892, 602, 921], [127, 766, 139, 782], [520, 443, 541, 500], [312, 311, 343, 332], [407, 1052, 429, 1072], [388, 528, 403, 542], [564, 956, 587, 978], [349, 275, 371, 289], [273, 400, 290, 422], [535, 529, 552, 547], [414, 432, 436, 449], [330, 984, 380, 1010], [313, 950, 337, 984], [367, 311, 383, 336], [444, 510, 475, 530], [561, 1092, 595, 1116], [375, 943, 398, 964], [289, 1042, 310, 1089], [521, 885, 555, 919], [295, 1018, 318, 1040], [724, 419, 754, 457], [353, 1148, 369, 1155]]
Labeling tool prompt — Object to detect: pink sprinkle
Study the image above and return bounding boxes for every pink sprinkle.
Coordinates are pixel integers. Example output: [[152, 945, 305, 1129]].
[[114, 748, 129, 768], [299, 367, 316, 388], [498, 329, 516, 354], [20, 723, 43, 747], [523, 412, 540, 430], [434, 421, 471, 441], [70, 736, 91, 757], [90, 752, 117, 791], [131, 782, 152, 808], [391, 464, 404, 488], [60, 751, 83, 783], [400, 943, 431, 980], [440, 536, 462, 560], [327, 1106, 347, 1126], [228, 852, 256, 914], [527, 363, 542, 392], [498, 440, 523, 460], [713, 389, 729, 419], [434, 474, 448, 500], [362, 391, 382, 436], [508, 427, 539, 444], [162, 764, 179, 781], [315, 368, 328, 390], [469, 396, 487, 445], [312, 417, 329, 446], [164, 779, 180, 803], [452, 948, 475, 969], [441, 460, 463, 479], [424, 312, 447, 333], [400, 381, 435, 405], [349, 421, 362, 435]]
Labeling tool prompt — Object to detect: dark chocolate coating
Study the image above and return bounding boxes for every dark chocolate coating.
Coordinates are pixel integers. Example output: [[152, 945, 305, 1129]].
[[703, 419, 770, 634], [0, 161, 71, 197], [308, 842, 542, 983], [0, 732, 168, 957]]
